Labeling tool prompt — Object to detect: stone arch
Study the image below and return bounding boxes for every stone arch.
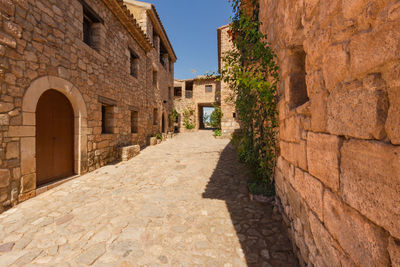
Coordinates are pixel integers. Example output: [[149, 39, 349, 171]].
[[21, 76, 88, 191]]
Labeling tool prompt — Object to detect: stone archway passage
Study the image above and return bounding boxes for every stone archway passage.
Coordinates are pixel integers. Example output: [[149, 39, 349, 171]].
[[36, 90, 75, 186]]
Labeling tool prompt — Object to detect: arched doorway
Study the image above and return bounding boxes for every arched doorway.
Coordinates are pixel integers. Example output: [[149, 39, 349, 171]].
[[161, 113, 166, 133], [36, 90, 74, 186]]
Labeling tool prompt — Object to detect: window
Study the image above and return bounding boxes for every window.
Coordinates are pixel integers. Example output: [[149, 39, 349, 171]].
[[101, 105, 114, 134], [82, 1, 102, 49], [153, 70, 158, 87], [130, 50, 139, 78], [185, 81, 193, 99], [205, 85, 213, 93], [174, 87, 182, 97], [153, 108, 158, 125], [233, 112, 236, 118], [131, 110, 138, 134], [289, 47, 309, 109]]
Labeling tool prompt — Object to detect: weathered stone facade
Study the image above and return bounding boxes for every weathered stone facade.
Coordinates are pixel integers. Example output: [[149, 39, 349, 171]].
[[218, 25, 240, 137], [0, 0, 175, 211], [173, 77, 220, 132], [257, 0, 400, 265]]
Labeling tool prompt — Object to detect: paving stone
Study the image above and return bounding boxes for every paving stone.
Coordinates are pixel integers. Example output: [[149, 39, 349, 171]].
[[0, 131, 297, 266], [76, 242, 106, 265]]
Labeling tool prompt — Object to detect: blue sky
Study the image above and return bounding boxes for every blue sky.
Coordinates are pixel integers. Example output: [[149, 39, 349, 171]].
[[140, 0, 233, 80]]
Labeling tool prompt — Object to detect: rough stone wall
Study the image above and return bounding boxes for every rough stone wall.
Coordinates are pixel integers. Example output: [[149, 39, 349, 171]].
[[218, 25, 240, 137], [0, 0, 174, 211], [259, 0, 400, 265], [173, 78, 220, 131]]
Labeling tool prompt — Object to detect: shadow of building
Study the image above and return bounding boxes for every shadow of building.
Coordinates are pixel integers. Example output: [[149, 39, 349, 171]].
[[203, 144, 299, 266]]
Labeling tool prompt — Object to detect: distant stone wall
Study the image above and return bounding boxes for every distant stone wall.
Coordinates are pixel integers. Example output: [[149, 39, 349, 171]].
[[258, 0, 400, 266], [0, 0, 174, 211], [173, 78, 220, 131]]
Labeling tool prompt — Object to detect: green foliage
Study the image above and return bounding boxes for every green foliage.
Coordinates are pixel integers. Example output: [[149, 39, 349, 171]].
[[169, 109, 179, 125], [214, 129, 222, 137], [221, 0, 279, 197], [183, 107, 195, 129], [209, 106, 223, 129], [154, 132, 163, 140]]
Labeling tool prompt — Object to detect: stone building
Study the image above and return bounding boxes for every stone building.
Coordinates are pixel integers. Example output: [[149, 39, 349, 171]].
[[218, 25, 240, 137], [172, 25, 239, 136], [0, 0, 175, 211], [255, 0, 400, 266], [173, 76, 220, 132]]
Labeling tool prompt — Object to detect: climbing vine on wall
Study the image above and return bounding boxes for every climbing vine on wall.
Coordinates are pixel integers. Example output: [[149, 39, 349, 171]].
[[221, 0, 279, 196]]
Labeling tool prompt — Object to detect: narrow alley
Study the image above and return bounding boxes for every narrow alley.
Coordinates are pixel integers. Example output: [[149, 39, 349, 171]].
[[0, 131, 297, 266]]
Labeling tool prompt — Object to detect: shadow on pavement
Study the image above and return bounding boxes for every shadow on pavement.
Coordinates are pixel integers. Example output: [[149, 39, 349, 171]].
[[203, 143, 299, 267]]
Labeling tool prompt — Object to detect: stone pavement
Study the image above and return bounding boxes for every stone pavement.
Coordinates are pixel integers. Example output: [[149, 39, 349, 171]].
[[0, 131, 298, 266]]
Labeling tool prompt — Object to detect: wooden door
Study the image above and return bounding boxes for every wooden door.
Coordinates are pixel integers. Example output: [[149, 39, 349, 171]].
[[36, 90, 74, 186]]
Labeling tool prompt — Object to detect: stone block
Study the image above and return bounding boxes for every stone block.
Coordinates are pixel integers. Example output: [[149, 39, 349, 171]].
[[20, 173, 35, 193], [21, 137, 35, 175], [308, 212, 354, 267], [8, 126, 35, 137], [340, 139, 400, 240], [119, 145, 140, 161], [0, 114, 9, 125], [323, 191, 390, 266], [342, 0, 368, 19], [307, 132, 340, 191], [388, 237, 400, 267], [0, 32, 16, 48], [310, 91, 328, 132], [322, 44, 349, 91], [0, 102, 14, 113], [327, 79, 388, 140], [292, 169, 323, 221], [149, 137, 157, 146], [0, 0, 14, 16], [22, 112, 35, 126], [3, 21, 22, 39], [280, 140, 307, 170], [350, 21, 400, 76], [280, 115, 302, 142], [6, 142, 19, 159], [0, 169, 10, 188]]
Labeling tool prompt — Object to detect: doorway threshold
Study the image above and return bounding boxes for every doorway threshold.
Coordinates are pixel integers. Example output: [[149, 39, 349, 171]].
[[36, 174, 80, 196]]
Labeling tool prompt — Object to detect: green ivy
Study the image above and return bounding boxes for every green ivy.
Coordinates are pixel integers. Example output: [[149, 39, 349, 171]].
[[221, 0, 279, 196]]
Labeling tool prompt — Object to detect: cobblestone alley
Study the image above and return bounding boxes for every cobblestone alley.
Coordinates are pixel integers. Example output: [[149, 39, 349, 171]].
[[0, 131, 297, 266]]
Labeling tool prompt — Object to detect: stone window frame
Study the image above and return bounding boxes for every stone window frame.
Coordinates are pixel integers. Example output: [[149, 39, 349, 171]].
[[129, 49, 139, 78], [129, 106, 139, 134], [80, 0, 104, 50], [21, 76, 88, 195], [98, 96, 116, 135]]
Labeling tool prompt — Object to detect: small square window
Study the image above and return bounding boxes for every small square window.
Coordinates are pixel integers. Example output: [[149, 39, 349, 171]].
[[233, 112, 236, 118], [205, 85, 213, 93], [131, 110, 138, 134], [130, 50, 139, 78], [101, 105, 114, 134], [174, 87, 182, 97], [82, 2, 102, 49]]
